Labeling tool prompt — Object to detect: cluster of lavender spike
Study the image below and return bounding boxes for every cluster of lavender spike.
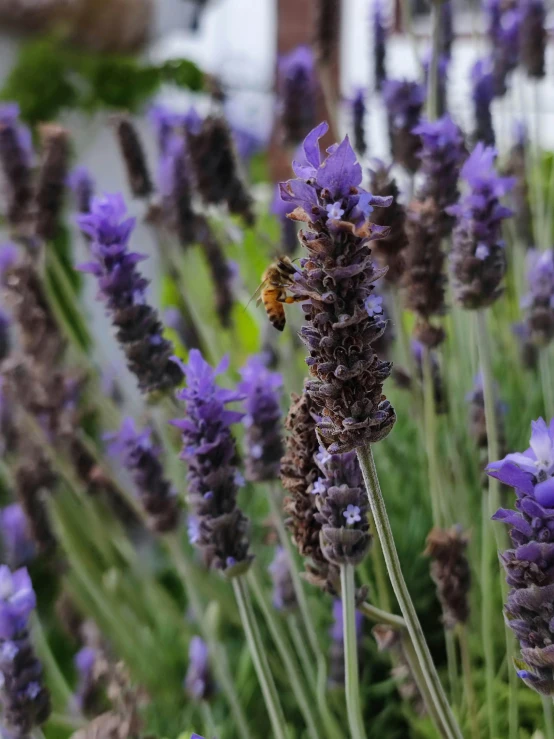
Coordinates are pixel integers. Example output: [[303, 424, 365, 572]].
[[382, 80, 425, 173], [487, 419, 554, 695], [78, 193, 183, 395], [279, 122, 396, 453], [522, 250, 554, 347], [173, 351, 252, 576], [278, 46, 317, 147]]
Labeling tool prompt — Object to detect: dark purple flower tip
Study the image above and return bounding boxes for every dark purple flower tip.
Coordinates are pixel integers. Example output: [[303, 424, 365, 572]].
[[412, 115, 464, 153], [382, 79, 426, 124], [67, 166, 95, 214], [148, 103, 203, 153], [0, 566, 36, 639], [74, 646, 96, 676]]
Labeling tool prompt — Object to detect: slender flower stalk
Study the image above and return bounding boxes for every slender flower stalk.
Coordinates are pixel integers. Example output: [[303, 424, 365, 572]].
[[341, 565, 367, 739], [357, 445, 462, 739], [371, 0, 387, 91]]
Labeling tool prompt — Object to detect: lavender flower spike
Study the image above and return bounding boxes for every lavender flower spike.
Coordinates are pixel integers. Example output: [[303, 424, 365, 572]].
[[523, 250, 554, 347], [238, 356, 284, 482], [278, 46, 317, 147], [448, 143, 515, 309], [471, 58, 496, 147], [0, 504, 35, 569], [106, 417, 180, 533], [486, 418, 554, 695], [78, 193, 183, 394], [185, 636, 215, 701], [67, 166, 95, 215], [279, 122, 396, 453], [269, 547, 297, 611], [172, 350, 252, 576], [382, 80, 425, 173], [0, 566, 50, 736], [0, 104, 33, 228], [313, 448, 371, 566], [519, 0, 546, 79], [413, 115, 467, 236], [372, 0, 387, 91], [350, 89, 367, 156]]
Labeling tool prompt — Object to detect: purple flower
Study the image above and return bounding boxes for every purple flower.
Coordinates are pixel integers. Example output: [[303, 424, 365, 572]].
[[78, 193, 182, 394], [448, 143, 514, 308], [72, 646, 98, 713], [382, 80, 425, 172], [269, 547, 297, 611], [279, 123, 395, 452], [106, 417, 179, 533], [0, 567, 50, 735], [238, 356, 283, 482], [0, 567, 36, 640], [232, 124, 263, 165], [271, 184, 298, 256], [350, 89, 367, 156], [313, 448, 370, 566], [148, 104, 202, 155], [278, 46, 316, 146], [172, 351, 252, 576], [372, 0, 387, 91], [158, 132, 196, 248], [487, 418, 554, 694], [67, 166, 95, 215], [185, 636, 214, 701], [0, 103, 33, 228], [0, 505, 34, 569], [471, 58, 496, 147], [413, 115, 467, 234], [522, 250, 554, 347], [486, 0, 521, 96]]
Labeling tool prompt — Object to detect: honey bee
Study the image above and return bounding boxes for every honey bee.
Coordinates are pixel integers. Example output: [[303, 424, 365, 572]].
[[252, 256, 303, 331]]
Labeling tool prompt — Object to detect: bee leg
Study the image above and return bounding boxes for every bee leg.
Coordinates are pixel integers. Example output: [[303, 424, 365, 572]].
[[279, 295, 308, 304]]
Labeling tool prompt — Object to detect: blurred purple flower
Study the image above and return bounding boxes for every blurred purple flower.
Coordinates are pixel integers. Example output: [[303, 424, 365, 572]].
[[278, 46, 317, 146], [106, 417, 179, 533], [271, 185, 297, 255], [269, 547, 297, 611], [77, 193, 182, 394], [0, 505, 34, 569], [382, 80, 425, 172], [67, 166, 95, 215], [448, 143, 514, 308], [350, 89, 367, 156], [471, 58, 496, 147], [372, 0, 387, 91], [172, 351, 252, 576], [185, 636, 214, 701], [0, 103, 33, 227], [238, 356, 283, 482]]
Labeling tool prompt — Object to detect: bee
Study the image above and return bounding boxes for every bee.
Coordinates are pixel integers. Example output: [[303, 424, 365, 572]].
[[252, 256, 303, 331]]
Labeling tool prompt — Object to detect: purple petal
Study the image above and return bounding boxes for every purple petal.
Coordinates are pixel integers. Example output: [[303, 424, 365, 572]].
[[316, 135, 362, 197], [534, 477, 554, 507]]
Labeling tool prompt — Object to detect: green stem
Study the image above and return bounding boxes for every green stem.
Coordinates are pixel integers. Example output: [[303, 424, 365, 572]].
[[287, 614, 316, 684], [543, 696, 554, 739], [402, 634, 445, 735], [357, 444, 462, 739], [341, 564, 367, 739], [201, 700, 218, 739], [426, 0, 442, 121], [232, 576, 288, 739], [267, 483, 343, 739], [30, 614, 76, 713], [458, 626, 479, 739], [422, 347, 444, 527], [165, 536, 253, 739], [475, 309, 518, 739], [540, 346, 554, 419], [480, 492, 497, 739], [248, 569, 321, 739], [358, 601, 405, 629], [369, 516, 393, 612], [445, 630, 459, 709]]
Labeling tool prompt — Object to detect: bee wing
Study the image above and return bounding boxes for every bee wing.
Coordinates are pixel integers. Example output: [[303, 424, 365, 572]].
[[244, 279, 268, 311]]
